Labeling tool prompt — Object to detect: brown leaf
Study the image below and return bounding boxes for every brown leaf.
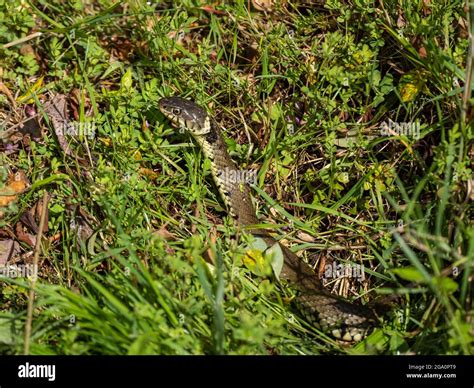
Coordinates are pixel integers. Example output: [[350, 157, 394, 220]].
[[19, 196, 50, 235], [458, 16, 468, 38], [9, 171, 30, 192], [19, 44, 37, 58], [0, 170, 30, 208], [422, 0, 432, 15], [43, 95, 88, 164], [15, 222, 36, 247], [199, 6, 226, 15], [20, 211, 39, 234], [43, 94, 72, 156], [0, 81, 16, 107], [0, 239, 19, 265], [296, 231, 316, 243], [252, 0, 274, 11], [317, 255, 327, 279], [139, 167, 159, 180], [152, 225, 176, 241], [397, 13, 406, 28], [418, 46, 427, 58], [203, 228, 217, 265]]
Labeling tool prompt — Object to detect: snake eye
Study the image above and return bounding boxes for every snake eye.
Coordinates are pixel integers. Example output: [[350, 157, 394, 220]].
[[172, 108, 181, 115]]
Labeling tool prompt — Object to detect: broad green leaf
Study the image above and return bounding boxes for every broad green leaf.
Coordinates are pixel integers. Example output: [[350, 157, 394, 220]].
[[267, 242, 284, 279], [432, 276, 458, 294], [392, 266, 426, 282], [120, 67, 133, 92], [242, 248, 272, 277], [243, 237, 284, 278]]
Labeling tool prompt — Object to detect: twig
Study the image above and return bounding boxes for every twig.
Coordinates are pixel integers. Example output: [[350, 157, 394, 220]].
[[2, 32, 42, 49], [23, 191, 49, 355]]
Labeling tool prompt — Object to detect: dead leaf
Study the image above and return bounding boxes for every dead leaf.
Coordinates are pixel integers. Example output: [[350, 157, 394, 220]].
[[252, 0, 274, 11], [422, 0, 432, 15], [0, 170, 30, 208], [15, 222, 36, 247], [458, 16, 468, 38], [296, 231, 315, 243], [204, 227, 217, 265], [20, 211, 39, 234], [152, 225, 176, 241], [397, 12, 406, 28], [43, 94, 73, 157], [43, 95, 88, 164], [19, 44, 37, 59], [139, 168, 158, 180], [418, 46, 427, 58], [0, 81, 16, 107], [199, 5, 226, 15], [19, 195, 49, 235], [0, 239, 19, 265], [317, 255, 327, 279]]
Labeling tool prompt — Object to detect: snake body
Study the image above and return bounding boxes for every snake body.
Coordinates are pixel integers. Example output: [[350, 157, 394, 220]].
[[159, 97, 376, 342]]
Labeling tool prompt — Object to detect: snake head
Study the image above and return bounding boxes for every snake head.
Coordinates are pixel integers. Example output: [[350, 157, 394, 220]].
[[159, 97, 211, 136]]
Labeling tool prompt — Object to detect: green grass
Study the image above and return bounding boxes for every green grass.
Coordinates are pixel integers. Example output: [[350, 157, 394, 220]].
[[0, 0, 472, 355]]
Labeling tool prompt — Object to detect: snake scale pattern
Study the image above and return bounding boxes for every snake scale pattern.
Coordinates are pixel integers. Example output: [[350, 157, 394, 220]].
[[159, 96, 376, 342]]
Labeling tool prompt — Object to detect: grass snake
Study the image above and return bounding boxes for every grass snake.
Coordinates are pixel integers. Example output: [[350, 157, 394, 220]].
[[159, 96, 377, 342]]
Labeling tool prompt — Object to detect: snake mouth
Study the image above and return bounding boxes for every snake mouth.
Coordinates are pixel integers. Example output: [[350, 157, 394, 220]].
[[158, 98, 180, 123], [159, 97, 212, 136]]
